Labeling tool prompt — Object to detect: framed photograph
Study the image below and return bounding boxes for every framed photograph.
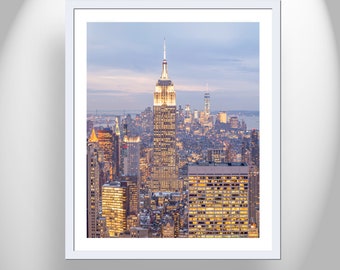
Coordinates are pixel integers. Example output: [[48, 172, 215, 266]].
[[65, 0, 281, 259]]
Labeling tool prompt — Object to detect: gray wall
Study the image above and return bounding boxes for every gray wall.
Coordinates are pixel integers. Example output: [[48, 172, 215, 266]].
[[0, 0, 339, 269]]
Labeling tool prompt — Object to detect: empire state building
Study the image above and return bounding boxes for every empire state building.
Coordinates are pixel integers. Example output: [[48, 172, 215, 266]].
[[152, 40, 181, 192]]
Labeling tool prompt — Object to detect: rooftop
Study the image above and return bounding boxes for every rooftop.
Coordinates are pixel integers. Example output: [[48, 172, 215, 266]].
[[188, 162, 249, 175]]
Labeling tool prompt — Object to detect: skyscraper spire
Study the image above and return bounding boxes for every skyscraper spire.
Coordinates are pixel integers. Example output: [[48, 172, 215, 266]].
[[88, 128, 98, 143], [115, 117, 120, 136], [163, 38, 166, 60], [161, 38, 168, 79]]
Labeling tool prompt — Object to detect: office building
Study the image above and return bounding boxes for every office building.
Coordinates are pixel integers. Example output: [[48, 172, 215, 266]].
[[97, 127, 113, 181], [102, 181, 127, 237], [123, 135, 141, 179], [216, 111, 227, 124], [188, 162, 250, 238], [121, 178, 139, 216]]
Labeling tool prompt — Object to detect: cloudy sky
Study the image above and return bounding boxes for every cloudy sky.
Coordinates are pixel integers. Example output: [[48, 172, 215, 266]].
[[87, 22, 259, 113]]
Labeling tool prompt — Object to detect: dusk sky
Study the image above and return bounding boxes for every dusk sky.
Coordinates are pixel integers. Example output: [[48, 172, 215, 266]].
[[87, 22, 259, 113]]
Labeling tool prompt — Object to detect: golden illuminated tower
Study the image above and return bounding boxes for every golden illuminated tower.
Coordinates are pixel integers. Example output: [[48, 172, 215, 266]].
[[152, 39, 180, 192], [97, 128, 113, 181], [101, 181, 127, 237]]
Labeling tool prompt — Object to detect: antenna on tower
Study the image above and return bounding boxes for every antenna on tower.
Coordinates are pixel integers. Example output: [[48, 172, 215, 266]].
[[163, 37, 166, 60]]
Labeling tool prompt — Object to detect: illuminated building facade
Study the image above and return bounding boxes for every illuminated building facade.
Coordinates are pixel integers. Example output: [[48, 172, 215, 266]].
[[96, 217, 109, 238], [87, 128, 100, 237], [152, 39, 180, 192], [217, 111, 227, 124], [193, 109, 199, 120], [199, 111, 206, 126], [162, 219, 175, 238], [188, 162, 249, 238], [184, 104, 191, 118], [97, 128, 113, 181], [121, 178, 139, 215], [101, 181, 127, 237], [248, 223, 259, 238]]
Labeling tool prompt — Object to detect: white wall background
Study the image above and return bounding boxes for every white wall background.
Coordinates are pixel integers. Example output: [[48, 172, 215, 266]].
[[0, 0, 339, 269]]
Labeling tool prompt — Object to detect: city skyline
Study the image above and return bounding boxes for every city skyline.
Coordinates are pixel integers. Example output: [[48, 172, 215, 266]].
[[87, 22, 259, 112], [86, 25, 260, 239]]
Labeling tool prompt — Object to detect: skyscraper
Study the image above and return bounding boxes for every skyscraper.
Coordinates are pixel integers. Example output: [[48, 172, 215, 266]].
[[152, 39, 180, 192], [123, 135, 141, 179], [87, 128, 100, 237], [204, 92, 210, 119], [203, 92, 212, 130], [101, 181, 127, 237], [250, 129, 260, 167], [216, 111, 227, 124], [248, 165, 260, 228], [113, 117, 120, 178], [97, 128, 113, 181], [188, 162, 249, 238]]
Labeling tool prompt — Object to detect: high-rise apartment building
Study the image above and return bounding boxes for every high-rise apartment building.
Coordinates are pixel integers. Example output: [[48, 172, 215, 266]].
[[152, 40, 180, 192], [102, 181, 127, 237], [188, 162, 249, 238]]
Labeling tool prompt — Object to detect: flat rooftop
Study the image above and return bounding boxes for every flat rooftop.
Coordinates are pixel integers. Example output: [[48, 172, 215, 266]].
[[188, 162, 249, 175]]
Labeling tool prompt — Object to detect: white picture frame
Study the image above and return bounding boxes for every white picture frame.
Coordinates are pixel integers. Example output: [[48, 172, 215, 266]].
[[65, 0, 281, 259]]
